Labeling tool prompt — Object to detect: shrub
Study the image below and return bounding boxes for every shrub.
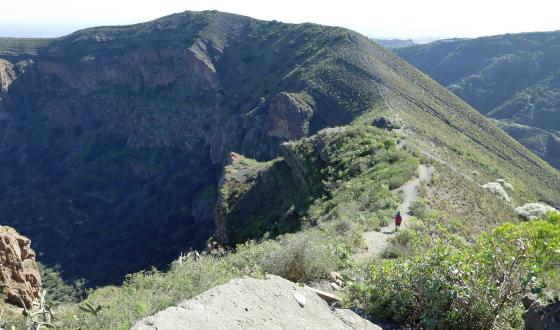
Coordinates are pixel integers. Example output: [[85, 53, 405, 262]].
[[346, 217, 560, 329], [409, 199, 428, 219], [256, 231, 340, 282], [390, 228, 417, 246], [334, 221, 352, 234]]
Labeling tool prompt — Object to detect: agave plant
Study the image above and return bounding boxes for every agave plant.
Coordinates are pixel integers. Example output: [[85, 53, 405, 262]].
[[78, 302, 102, 316], [21, 290, 55, 330]]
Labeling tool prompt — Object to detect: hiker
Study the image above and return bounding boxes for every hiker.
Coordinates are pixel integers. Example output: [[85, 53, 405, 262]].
[[395, 210, 402, 229]]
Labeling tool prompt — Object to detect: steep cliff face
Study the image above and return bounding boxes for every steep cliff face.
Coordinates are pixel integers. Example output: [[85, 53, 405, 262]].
[[1, 11, 559, 286], [266, 92, 315, 140], [214, 153, 305, 244], [0, 226, 41, 307]]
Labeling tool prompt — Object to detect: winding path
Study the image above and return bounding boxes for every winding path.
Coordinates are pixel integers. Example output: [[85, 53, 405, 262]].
[[352, 164, 433, 260]]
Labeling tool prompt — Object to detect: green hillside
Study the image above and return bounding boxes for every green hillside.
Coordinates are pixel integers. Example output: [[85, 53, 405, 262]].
[[0, 11, 558, 289], [0, 37, 51, 60], [396, 32, 560, 168], [1, 11, 560, 330]]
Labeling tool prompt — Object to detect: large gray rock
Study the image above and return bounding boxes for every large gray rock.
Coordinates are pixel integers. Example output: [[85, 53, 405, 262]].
[[515, 203, 558, 220], [482, 182, 511, 202], [132, 275, 380, 330], [266, 92, 314, 140]]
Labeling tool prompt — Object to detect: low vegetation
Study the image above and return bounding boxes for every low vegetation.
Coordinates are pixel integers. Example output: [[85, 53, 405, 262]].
[[0, 37, 50, 59], [346, 212, 560, 329], [29, 230, 347, 329]]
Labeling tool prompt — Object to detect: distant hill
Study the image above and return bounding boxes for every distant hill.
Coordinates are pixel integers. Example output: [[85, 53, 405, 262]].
[[371, 38, 416, 49], [0, 37, 51, 61], [1, 11, 558, 286], [395, 31, 560, 168]]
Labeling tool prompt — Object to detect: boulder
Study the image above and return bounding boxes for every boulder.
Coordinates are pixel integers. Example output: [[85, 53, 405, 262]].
[[0, 226, 41, 307], [523, 299, 560, 330], [330, 282, 341, 291], [495, 179, 514, 190], [515, 203, 558, 220], [482, 182, 511, 202], [329, 271, 342, 282], [266, 92, 314, 140], [372, 117, 396, 130], [133, 275, 380, 330]]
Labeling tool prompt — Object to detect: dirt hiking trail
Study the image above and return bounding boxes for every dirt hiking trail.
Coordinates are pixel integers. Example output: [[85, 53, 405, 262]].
[[353, 164, 433, 260]]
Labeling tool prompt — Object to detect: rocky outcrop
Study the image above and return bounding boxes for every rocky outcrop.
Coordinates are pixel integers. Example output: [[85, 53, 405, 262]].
[[495, 178, 514, 191], [0, 59, 15, 95], [133, 275, 380, 330], [214, 153, 304, 244], [482, 182, 511, 202], [280, 127, 345, 189], [372, 117, 397, 130], [0, 226, 41, 307], [515, 203, 558, 220], [523, 296, 560, 330], [266, 92, 314, 140]]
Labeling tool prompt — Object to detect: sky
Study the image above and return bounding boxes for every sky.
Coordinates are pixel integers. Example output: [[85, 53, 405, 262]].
[[1, 0, 559, 41]]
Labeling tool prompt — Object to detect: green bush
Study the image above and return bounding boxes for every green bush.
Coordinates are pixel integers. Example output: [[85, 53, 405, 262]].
[[390, 228, 418, 246], [409, 199, 428, 219], [256, 231, 340, 282], [347, 217, 560, 329]]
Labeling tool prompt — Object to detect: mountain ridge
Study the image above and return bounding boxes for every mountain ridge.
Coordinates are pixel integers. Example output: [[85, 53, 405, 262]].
[[0, 10, 558, 286], [395, 31, 560, 168]]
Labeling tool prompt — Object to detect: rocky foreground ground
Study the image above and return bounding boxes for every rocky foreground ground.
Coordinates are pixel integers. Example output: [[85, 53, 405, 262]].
[[132, 275, 380, 330]]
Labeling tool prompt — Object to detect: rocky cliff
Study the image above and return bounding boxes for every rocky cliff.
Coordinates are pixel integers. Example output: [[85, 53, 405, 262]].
[[0, 226, 41, 307]]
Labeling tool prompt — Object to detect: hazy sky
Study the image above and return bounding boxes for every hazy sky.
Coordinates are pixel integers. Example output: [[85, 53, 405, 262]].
[[1, 0, 559, 40]]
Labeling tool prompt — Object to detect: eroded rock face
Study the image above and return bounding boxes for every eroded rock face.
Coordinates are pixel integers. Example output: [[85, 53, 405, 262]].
[[214, 152, 303, 243], [267, 92, 314, 140], [0, 226, 41, 307], [0, 59, 16, 95]]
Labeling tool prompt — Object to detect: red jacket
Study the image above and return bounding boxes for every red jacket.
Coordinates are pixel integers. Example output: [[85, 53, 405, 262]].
[[395, 214, 402, 225]]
